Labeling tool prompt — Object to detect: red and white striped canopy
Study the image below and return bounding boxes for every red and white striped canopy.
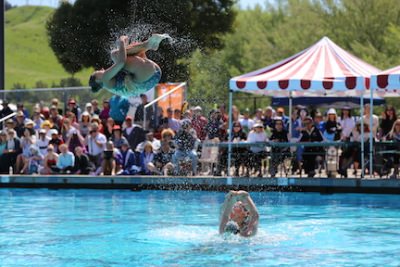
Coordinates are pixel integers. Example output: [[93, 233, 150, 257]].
[[371, 65, 400, 92], [230, 37, 380, 94]]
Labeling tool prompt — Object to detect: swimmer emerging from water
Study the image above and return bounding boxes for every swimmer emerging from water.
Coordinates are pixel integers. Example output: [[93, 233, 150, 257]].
[[219, 190, 259, 237], [89, 34, 170, 97]]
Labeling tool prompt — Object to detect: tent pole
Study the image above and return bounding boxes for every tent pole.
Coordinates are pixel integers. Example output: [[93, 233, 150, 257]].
[[289, 91, 292, 139], [227, 91, 233, 178], [369, 88, 374, 178], [360, 95, 365, 178]]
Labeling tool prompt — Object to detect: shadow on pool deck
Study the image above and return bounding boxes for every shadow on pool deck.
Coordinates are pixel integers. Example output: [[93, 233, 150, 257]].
[[0, 174, 400, 194]]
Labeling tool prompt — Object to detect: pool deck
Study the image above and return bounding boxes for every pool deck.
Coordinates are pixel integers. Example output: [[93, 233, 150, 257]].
[[1, 175, 400, 194]]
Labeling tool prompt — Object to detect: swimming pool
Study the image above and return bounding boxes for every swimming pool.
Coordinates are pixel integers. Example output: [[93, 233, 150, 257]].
[[0, 189, 399, 266]]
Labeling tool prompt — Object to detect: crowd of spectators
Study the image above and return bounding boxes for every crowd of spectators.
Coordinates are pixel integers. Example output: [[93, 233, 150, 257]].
[[0, 95, 399, 179]]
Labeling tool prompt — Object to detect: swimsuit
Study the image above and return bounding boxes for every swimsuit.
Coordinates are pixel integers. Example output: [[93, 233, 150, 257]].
[[109, 67, 162, 97]]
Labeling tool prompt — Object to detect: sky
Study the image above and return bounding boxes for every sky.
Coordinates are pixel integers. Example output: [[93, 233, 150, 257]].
[[7, 0, 267, 9]]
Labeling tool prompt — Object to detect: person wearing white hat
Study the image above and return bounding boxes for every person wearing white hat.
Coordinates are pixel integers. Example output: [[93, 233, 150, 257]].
[[247, 121, 268, 177], [37, 128, 50, 156], [323, 108, 342, 141]]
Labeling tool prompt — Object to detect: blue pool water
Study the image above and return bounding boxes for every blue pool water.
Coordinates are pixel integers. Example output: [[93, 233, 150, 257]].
[[0, 189, 399, 267]]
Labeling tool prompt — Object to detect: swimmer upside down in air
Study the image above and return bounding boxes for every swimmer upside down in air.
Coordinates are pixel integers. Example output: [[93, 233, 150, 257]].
[[219, 190, 259, 237], [89, 34, 169, 97]]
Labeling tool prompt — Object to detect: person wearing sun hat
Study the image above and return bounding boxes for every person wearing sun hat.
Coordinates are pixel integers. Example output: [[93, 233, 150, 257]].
[[247, 121, 268, 177], [323, 108, 342, 141]]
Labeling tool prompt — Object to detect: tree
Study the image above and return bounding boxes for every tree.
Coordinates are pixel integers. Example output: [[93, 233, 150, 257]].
[[47, 0, 236, 81], [5, 1, 13, 11]]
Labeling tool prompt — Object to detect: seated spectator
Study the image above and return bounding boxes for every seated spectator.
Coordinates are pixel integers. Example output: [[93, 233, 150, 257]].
[[14, 111, 27, 137], [31, 107, 44, 131], [79, 111, 91, 137], [299, 117, 324, 178], [85, 122, 107, 172], [172, 120, 199, 175], [140, 142, 156, 175], [160, 128, 175, 149], [269, 117, 289, 177], [136, 132, 161, 153], [118, 139, 142, 175], [49, 105, 63, 131], [247, 122, 268, 177], [111, 125, 128, 149], [52, 144, 74, 174], [41, 144, 58, 175], [147, 140, 174, 175], [73, 146, 93, 175], [37, 129, 50, 157], [323, 108, 342, 141], [50, 98, 63, 116], [85, 102, 94, 116], [41, 120, 53, 137], [48, 129, 64, 153], [154, 117, 169, 139], [230, 121, 248, 177], [263, 106, 275, 129], [4, 119, 15, 133], [314, 112, 326, 134], [205, 109, 225, 141], [101, 141, 121, 175], [15, 127, 36, 174], [91, 99, 101, 115], [20, 145, 43, 174], [276, 107, 289, 130]]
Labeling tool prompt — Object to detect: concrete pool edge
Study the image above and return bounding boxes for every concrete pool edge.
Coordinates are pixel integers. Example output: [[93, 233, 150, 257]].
[[1, 175, 400, 194]]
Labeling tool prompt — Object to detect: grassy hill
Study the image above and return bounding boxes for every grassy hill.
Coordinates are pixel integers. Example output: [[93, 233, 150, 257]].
[[5, 6, 92, 89]]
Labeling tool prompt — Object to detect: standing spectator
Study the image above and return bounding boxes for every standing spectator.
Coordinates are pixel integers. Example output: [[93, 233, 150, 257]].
[[166, 107, 181, 132], [61, 118, 77, 142], [253, 108, 264, 122], [37, 129, 50, 156], [51, 98, 64, 116], [191, 106, 208, 141], [52, 144, 74, 174], [109, 95, 130, 126], [41, 144, 58, 174], [118, 139, 142, 175], [31, 107, 44, 131], [79, 111, 91, 137], [16, 103, 30, 118], [72, 146, 92, 175], [123, 116, 146, 152], [174, 108, 182, 120], [363, 104, 379, 138], [134, 94, 154, 129], [299, 117, 324, 178], [49, 105, 63, 131], [323, 108, 342, 141], [276, 107, 289, 130], [247, 122, 268, 177], [172, 120, 199, 175], [314, 112, 326, 134], [339, 107, 355, 141], [2, 129, 21, 173], [66, 99, 81, 120], [48, 129, 64, 153], [14, 111, 27, 138], [230, 121, 248, 177], [239, 108, 254, 134], [0, 131, 7, 155], [0, 100, 13, 122], [205, 109, 225, 140], [91, 99, 101, 115], [387, 119, 400, 178], [85, 122, 107, 172], [232, 105, 241, 122], [380, 105, 397, 139], [263, 106, 275, 128], [99, 99, 110, 124], [102, 117, 115, 140], [269, 118, 289, 177]]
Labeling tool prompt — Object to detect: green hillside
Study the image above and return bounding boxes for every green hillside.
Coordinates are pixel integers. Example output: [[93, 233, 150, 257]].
[[5, 6, 92, 89]]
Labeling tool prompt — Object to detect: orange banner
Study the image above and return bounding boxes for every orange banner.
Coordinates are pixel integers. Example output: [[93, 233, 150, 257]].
[[155, 83, 186, 115]]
